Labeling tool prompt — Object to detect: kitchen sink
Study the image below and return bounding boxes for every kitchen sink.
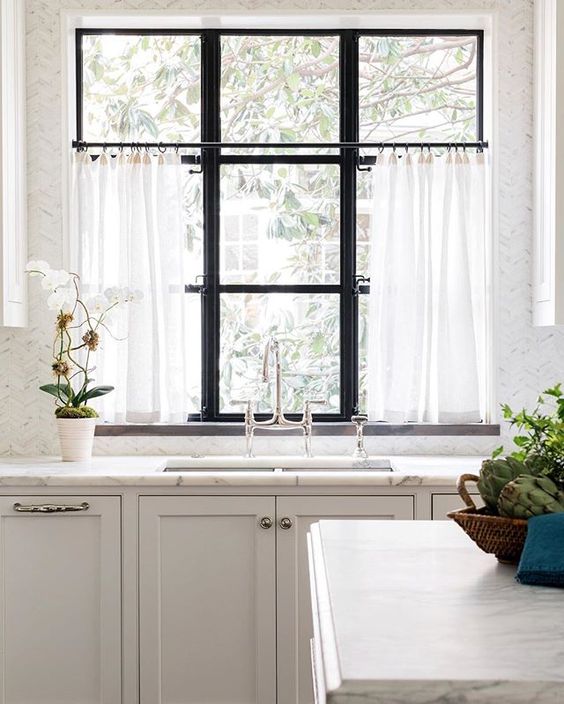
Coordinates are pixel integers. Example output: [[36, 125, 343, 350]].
[[163, 457, 393, 472]]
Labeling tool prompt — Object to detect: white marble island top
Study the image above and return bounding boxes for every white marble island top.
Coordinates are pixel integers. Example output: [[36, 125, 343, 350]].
[[0, 455, 484, 487], [308, 521, 564, 704]]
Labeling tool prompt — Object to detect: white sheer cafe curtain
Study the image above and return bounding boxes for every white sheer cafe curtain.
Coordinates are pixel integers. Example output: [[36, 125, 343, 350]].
[[367, 149, 488, 424], [72, 151, 188, 423]]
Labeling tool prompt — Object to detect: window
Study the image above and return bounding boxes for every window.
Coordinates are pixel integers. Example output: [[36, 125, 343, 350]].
[[75, 29, 484, 422]]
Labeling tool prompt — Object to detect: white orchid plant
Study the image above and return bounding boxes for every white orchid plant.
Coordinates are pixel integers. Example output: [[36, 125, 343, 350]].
[[26, 260, 142, 419]]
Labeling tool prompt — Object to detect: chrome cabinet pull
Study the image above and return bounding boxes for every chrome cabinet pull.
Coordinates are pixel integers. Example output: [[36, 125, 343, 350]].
[[279, 517, 293, 530], [13, 502, 90, 513], [259, 516, 273, 529]]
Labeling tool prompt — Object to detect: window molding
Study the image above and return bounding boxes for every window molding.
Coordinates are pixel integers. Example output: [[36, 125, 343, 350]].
[[62, 11, 497, 426]]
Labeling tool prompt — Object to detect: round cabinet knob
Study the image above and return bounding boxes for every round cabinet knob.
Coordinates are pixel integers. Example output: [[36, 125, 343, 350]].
[[279, 517, 293, 530], [259, 516, 273, 530]]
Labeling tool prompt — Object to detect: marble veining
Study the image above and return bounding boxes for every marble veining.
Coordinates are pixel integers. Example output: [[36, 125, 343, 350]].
[[309, 521, 564, 704], [0, 455, 483, 486]]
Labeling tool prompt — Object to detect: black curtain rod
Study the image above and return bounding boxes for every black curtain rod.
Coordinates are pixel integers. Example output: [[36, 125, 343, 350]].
[[72, 140, 489, 151]]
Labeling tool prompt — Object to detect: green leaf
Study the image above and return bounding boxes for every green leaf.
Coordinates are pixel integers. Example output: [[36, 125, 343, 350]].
[[501, 403, 513, 419], [513, 435, 530, 447], [39, 384, 69, 402], [82, 385, 115, 401], [492, 446, 504, 459]]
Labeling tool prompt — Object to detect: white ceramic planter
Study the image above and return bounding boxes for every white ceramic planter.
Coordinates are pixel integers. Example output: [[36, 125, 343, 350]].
[[56, 418, 97, 462]]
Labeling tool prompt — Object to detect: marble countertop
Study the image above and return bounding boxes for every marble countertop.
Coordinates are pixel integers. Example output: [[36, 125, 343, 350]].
[[308, 521, 564, 704], [0, 455, 484, 487]]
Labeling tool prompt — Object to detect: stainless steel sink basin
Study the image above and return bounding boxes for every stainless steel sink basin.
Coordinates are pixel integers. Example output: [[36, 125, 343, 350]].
[[163, 457, 393, 472]]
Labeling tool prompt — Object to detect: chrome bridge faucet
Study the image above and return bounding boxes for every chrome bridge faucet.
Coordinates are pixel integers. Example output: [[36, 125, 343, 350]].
[[232, 337, 327, 458]]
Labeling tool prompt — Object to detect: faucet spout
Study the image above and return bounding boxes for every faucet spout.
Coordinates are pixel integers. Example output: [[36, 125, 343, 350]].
[[262, 337, 282, 416], [261, 337, 274, 383]]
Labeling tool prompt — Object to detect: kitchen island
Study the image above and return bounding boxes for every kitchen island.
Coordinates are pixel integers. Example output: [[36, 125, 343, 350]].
[[308, 521, 564, 704]]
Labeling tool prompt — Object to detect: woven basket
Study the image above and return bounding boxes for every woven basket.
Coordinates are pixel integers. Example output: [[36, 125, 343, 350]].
[[447, 474, 528, 564]]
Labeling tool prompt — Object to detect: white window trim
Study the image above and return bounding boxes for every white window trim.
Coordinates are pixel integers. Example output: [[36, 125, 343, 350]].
[[60, 9, 498, 424]]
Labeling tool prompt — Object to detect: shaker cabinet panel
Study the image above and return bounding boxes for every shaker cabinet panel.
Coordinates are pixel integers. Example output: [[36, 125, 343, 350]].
[[276, 495, 414, 704], [139, 496, 277, 704], [432, 492, 484, 520], [0, 495, 121, 704]]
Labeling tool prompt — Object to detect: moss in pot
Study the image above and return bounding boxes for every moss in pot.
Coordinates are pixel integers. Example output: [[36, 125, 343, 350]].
[[26, 260, 142, 461]]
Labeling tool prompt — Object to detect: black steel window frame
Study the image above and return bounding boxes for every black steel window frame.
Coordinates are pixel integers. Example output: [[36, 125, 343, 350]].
[[75, 27, 485, 423]]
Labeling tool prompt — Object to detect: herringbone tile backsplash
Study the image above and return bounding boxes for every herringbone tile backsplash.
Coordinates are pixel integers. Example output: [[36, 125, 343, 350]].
[[2, 0, 563, 457]]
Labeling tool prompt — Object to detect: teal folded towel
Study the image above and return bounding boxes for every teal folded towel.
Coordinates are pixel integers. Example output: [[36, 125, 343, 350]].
[[516, 513, 564, 587]]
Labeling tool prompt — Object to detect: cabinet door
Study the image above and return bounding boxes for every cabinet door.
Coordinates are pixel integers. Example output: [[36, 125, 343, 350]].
[[139, 496, 276, 704], [0, 495, 121, 704], [432, 492, 484, 519], [276, 495, 414, 704]]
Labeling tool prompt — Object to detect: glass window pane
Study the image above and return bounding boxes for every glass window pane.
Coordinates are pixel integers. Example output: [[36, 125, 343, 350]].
[[358, 294, 369, 415], [183, 172, 203, 415], [220, 164, 340, 284], [82, 34, 201, 142], [185, 294, 202, 415], [359, 35, 478, 142], [356, 169, 372, 276], [183, 169, 203, 283], [221, 35, 339, 144], [220, 293, 340, 414]]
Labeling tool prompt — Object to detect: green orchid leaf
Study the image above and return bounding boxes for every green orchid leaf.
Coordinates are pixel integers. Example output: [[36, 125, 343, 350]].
[[82, 385, 115, 401], [39, 384, 69, 401], [73, 389, 86, 407]]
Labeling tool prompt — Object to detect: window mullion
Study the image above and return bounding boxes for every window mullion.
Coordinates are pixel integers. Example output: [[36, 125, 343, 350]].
[[201, 30, 221, 421], [340, 30, 359, 419]]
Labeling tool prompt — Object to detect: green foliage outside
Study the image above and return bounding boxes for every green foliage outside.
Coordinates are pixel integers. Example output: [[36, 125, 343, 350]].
[[82, 33, 478, 414]]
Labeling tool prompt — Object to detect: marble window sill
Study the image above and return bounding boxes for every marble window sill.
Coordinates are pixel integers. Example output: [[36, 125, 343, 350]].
[[95, 422, 500, 437]]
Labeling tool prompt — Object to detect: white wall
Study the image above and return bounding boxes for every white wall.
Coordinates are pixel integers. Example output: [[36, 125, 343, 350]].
[[2, 0, 563, 457]]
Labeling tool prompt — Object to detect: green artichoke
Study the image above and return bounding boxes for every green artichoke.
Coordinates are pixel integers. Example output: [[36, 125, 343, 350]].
[[477, 456, 542, 511], [497, 475, 564, 519]]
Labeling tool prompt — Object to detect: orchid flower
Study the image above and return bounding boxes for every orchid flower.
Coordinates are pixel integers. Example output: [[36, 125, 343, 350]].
[[25, 260, 142, 417]]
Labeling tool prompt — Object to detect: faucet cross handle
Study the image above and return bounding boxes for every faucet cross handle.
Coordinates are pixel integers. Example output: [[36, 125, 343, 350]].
[[230, 399, 255, 423], [303, 399, 328, 420], [305, 399, 328, 408], [231, 398, 253, 410]]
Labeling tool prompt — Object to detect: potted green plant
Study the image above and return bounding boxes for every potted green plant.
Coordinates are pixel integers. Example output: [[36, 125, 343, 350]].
[[449, 385, 564, 561], [26, 260, 142, 461]]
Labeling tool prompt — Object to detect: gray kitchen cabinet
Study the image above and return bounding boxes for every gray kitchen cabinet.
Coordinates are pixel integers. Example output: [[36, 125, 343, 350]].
[[138, 496, 277, 704], [432, 492, 484, 519], [275, 495, 415, 704], [0, 495, 121, 704], [138, 493, 414, 704]]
